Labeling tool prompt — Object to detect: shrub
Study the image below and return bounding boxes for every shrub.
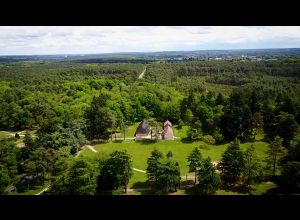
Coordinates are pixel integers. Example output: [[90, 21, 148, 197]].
[[15, 133, 20, 139], [202, 135, 216, 145], [177, 119, 184, 129], [213, 128, 224, 143]]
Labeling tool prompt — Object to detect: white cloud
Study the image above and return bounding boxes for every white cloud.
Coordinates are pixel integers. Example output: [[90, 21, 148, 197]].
[[0, 26, 299, 55]]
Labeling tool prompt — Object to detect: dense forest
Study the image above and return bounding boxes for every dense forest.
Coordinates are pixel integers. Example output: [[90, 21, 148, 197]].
[[0, 56, 300, 195]]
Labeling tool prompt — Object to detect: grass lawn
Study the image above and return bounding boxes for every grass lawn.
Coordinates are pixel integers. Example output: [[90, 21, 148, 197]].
[[0, 131, 12, 139], [114, 122, 140, 138], [80, 135, 270, 195], [250, 182, 278, 195], [173, 125, 189, 138]]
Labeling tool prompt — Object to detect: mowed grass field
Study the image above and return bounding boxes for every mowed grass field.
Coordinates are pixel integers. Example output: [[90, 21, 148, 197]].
[[80, 134, 270, 191]]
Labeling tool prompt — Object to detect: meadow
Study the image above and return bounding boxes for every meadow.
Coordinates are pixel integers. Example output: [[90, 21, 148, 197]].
[[80, 125, 270, 194]]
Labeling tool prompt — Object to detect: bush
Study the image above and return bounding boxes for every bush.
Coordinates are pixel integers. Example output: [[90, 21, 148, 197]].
[[202, 135, 216, 145], [15, 133, 20, 139], [177, 119, 184, 129], [213, 129, 224, 143]]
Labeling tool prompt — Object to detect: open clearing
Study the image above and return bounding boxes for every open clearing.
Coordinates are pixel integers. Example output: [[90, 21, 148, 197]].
[[80, 135, 269, 194]]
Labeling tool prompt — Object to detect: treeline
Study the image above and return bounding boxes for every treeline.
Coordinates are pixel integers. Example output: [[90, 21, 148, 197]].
[[0, 62, 144, 83], [145, 60, 300, 80]]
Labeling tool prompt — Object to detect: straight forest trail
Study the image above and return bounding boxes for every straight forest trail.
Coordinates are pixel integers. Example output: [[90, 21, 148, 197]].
[[138, 66, 147, 79]]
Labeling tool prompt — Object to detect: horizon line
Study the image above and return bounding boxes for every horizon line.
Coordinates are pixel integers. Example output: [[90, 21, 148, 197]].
[[1, 47, 300, 57]]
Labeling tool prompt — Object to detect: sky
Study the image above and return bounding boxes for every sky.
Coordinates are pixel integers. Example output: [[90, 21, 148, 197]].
[[0, 26, 300, 55]]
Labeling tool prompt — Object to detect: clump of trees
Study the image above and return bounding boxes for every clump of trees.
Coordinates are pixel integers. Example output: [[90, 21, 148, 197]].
[[146, 149, 181, 194], [96, 150, 133, 194]]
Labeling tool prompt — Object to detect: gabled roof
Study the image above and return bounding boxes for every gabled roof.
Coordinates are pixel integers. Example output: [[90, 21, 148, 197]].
[[135, 119, 149, 136], [164, 120, 172, 127]]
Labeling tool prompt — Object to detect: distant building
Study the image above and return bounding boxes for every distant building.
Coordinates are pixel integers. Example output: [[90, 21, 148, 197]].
[[134, 119, 175, 140], [134, 119, 150, 140], [162, 120, 174, 140]]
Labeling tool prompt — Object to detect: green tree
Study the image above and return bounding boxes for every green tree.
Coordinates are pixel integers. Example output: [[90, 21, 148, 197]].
[[166, 151, 173, 158], [252, 112, 264, 135], [85, 94, 113, 140], [197, 157, 221, 194], [215, 93, 225, 106], [97, 150, 133, 193], [221, 138, 245, 184], [282, 134, 300, 163], [24, 147, 48, 184], [65, 158, 97, 195], [0, 138, 19, 179], [188, 119, 203, 141], [266, 112, 299, 147], [0, 164, 10, 194], [242, 145, 263, 185], [48, 157, 72, 194], [146, 148, 164, 184], [156, 158, 181, 194], [220, 93, 253, 141], [266, 136, 286, 178], [183, 108, 194, 124], [187, 147, 203, 185], [148, 118, 162, 140]]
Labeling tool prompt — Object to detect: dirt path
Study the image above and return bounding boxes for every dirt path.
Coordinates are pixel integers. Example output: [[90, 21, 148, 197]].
[[133, 168, 146, 173], [138, 66, 147, 79], [127, 187, 150, 192], [75, 147, 84, 157], [36, 185, 50, 195], [75, 145, 97, 157], [86, 145, 98, 153]]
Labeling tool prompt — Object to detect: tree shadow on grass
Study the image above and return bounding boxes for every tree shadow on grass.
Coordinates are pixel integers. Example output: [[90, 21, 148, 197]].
[[138, 189, 156, 195], [113, 140, 124, 143], [263, 185, 300, 195], [180, 138, 193, 143], [131, 181, 149, 189], [90, 139, 109, 145], [220, 184, 252, 194], [136, 139, 160, 145], [183, 186, 200, 195]]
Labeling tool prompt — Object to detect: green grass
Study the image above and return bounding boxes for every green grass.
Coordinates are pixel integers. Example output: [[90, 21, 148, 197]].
[[80, 134, 270, 195], [216, 190, 247, 195], [81, 138, 269, 184], [114, 122, 140, 138], [128, 171, 148, 188], [250, 182, 278, 195], [0, 131, 9, 139], [173, 125, 189, 138]]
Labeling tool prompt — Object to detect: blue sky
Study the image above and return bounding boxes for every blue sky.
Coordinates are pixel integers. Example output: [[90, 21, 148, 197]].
[[0, 26, 299, 55]]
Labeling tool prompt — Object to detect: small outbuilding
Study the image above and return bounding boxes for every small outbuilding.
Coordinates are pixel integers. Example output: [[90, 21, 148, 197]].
[[162, 120, 174, 140], [134, 119, 150, 140]]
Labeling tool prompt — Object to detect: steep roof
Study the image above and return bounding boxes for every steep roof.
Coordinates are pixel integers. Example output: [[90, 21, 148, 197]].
[[164, 120, 172, 127], [162, 123, 174, 139], [135, 119, 149, 136]]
